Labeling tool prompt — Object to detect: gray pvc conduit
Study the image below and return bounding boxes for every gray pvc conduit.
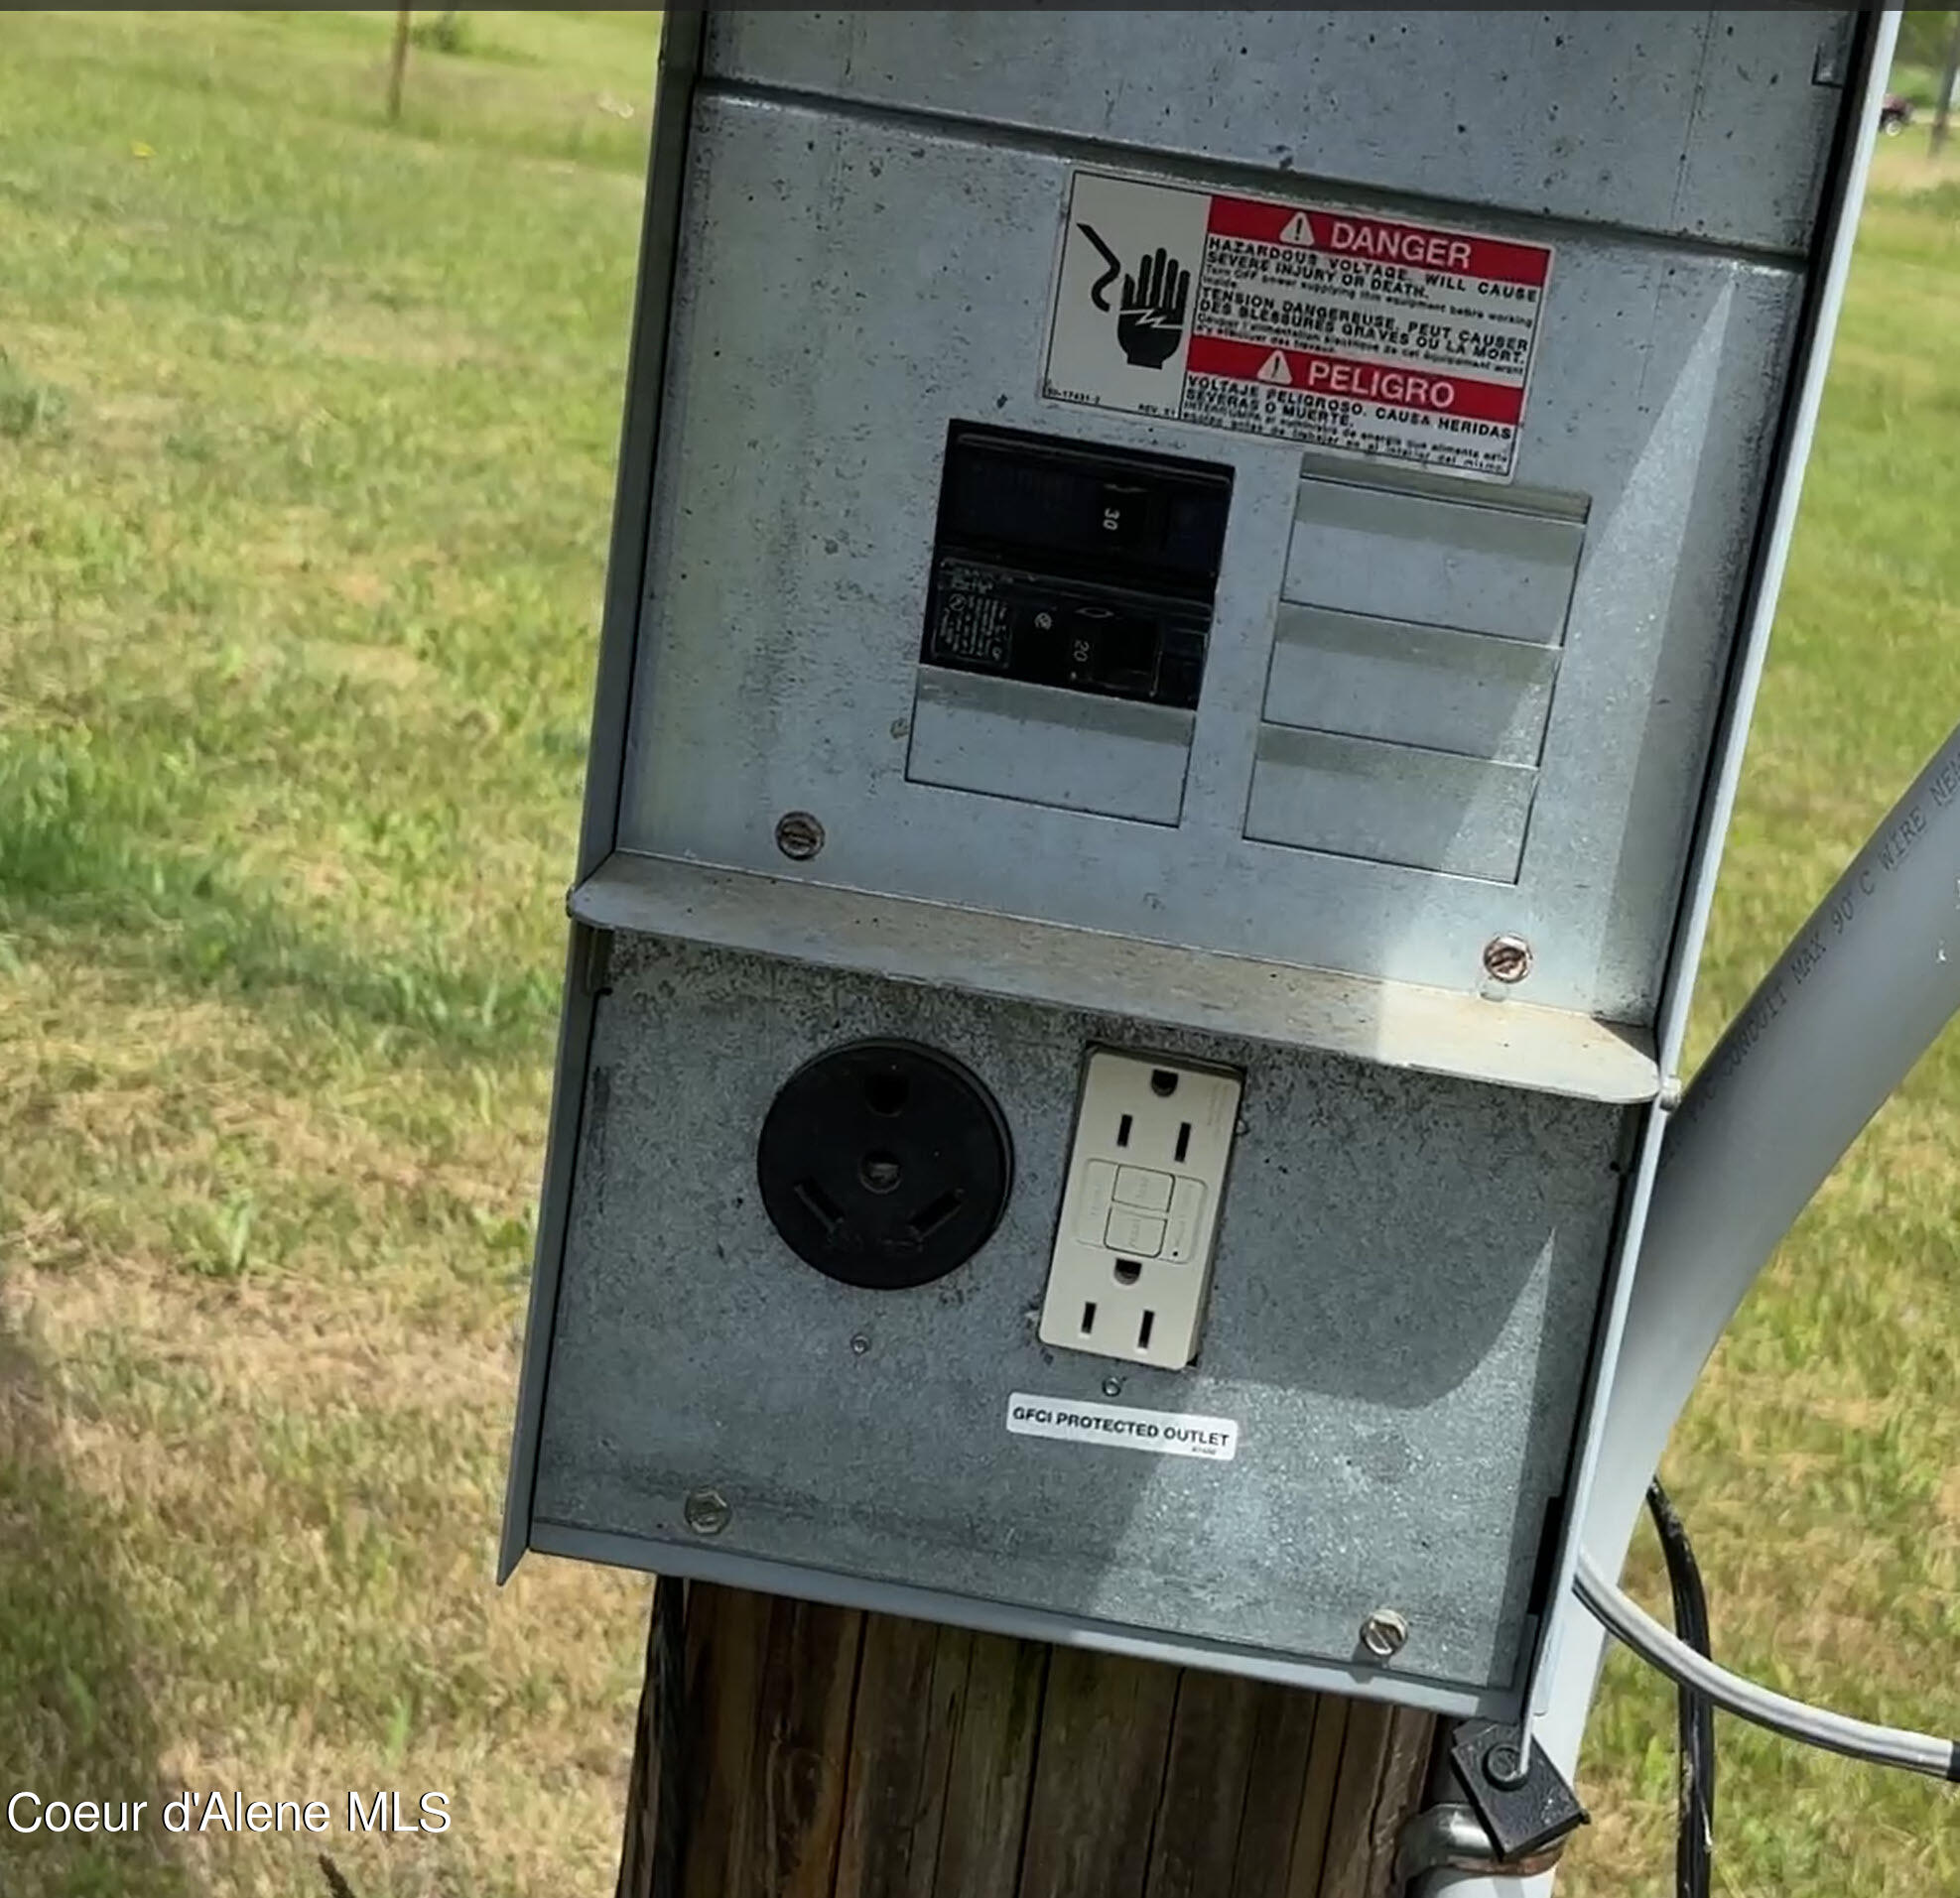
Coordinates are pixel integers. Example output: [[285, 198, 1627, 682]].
[[1432, 716, 1960, 1895]]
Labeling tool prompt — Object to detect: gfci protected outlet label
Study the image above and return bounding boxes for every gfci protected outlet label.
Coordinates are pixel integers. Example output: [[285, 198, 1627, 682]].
[[1006, 1393, 1240, 1462], [1043, 170, 1553, 480]]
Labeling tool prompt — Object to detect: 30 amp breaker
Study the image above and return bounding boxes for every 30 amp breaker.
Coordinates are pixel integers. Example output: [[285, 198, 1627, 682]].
[[504, 10, 1884, 1721]]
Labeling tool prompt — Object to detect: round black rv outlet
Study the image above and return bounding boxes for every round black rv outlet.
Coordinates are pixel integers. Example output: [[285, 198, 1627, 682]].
[[756, 1039, 1013, 1290]]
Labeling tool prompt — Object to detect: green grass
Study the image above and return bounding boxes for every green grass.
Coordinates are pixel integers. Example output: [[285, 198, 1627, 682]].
[[1562, 145, 1960, 1898], [0, 11, 660, 1896], [0, 14, 1955, 1898]]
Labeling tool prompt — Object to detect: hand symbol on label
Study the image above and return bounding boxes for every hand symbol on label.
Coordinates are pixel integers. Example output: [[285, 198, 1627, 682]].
[[1116, 246, 1189, 370]]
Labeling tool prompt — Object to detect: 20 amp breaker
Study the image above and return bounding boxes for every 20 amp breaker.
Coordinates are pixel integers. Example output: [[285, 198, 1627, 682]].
[[504, 10, 1882, 1722]]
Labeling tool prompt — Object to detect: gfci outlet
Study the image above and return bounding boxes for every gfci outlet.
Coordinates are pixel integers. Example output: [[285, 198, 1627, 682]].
[[1039, 1050, 1242, 1368]]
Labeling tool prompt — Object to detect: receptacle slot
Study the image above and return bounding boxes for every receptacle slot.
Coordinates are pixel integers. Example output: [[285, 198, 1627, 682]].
[[1081, 1301, 1098, 1334], [1138, 1311, 1156, 1350], [905, 1188, 965, 1242], [863, 1072, 910, 1116], [793, 1177, 845, 1236]]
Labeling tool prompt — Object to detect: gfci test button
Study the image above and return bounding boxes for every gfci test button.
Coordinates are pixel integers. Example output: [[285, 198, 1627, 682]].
[[1112, 1165, 1174, 1212]]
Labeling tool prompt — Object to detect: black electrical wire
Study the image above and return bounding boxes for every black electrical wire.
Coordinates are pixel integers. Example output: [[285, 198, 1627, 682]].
[[1646, 1479, 1715, 1898]]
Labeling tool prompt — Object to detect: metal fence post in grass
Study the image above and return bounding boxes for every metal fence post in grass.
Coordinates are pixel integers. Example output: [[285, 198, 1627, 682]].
[[387, 9, 411, 126], [1934, 12, 1960, 154]]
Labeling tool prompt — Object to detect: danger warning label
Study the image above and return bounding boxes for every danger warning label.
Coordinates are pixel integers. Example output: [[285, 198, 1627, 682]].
[[1042, 171, 1552, 480]]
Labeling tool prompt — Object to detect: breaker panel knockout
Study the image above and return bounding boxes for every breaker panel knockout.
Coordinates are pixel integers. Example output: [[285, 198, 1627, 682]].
[[504, 11, 1879, 1722]]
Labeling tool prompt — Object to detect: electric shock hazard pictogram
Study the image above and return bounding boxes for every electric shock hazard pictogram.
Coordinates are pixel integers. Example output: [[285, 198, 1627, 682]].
[[1043, 171, 1554, 480], [1077, 224, 1190, 369]]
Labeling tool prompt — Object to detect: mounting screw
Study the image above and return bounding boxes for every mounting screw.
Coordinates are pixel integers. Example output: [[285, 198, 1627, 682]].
[[1360, 1608, 1409, 1660], [1483, 1740, 1529, 1789], [774, 811, 825, 861], [1482, 935, 1534, 984], [849, 1332, 871, 1356], [683, 1487, 730, 1536], [1101, 1375, 1123, 1398]]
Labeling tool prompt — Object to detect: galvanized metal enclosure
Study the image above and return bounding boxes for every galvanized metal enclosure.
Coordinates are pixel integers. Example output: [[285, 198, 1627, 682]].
[[504, 11, 1876, 1723]]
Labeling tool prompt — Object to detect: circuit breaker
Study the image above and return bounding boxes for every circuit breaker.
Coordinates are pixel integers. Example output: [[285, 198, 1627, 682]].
[[503, 10, 1878, 1721]]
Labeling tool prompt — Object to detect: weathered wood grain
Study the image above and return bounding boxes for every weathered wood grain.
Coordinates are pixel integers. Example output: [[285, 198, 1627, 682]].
[[617, 1585, 1434, 1898]]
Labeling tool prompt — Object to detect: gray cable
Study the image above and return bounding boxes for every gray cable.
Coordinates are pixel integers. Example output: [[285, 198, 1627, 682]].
[[1574, 1552, 1959, 1781]]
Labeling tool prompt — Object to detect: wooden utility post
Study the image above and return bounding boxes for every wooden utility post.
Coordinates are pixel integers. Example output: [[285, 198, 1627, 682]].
[[616, 1581, 1434, 1898]]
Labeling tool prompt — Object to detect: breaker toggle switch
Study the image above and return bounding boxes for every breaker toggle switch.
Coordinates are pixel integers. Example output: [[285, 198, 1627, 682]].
[[921, 423, 1231, 711], [1070, 605, 1163, 696], [1092, 479, 1164, 551]]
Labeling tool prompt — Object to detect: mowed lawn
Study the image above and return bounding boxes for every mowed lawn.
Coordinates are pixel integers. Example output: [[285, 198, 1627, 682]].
[[0, 12, 661, 1897], [1563, 136, 1960, 1896], [0, 14, 1955, 1898]]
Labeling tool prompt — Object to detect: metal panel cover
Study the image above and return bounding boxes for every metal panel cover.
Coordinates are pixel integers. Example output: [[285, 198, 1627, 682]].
[[616, 63, 1807, 1024], [532, 936, 1628, 1704], [707, 11, 1846, 253], [502, 3, 1872, 1728]]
